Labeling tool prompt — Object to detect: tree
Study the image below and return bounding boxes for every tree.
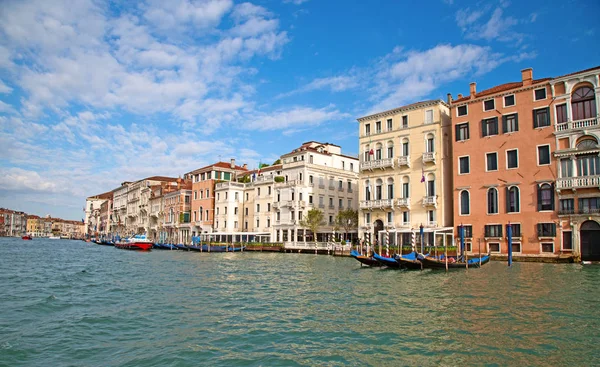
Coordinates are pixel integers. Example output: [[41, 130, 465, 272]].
[[299, 208, 324, 244], [272, 159, 281, 165], [334, 209, 358, 242], [259, 163, 270, 168]]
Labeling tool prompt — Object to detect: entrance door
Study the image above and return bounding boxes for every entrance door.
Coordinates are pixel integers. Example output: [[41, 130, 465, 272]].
[[374, 219, 384, 247], [580, 220, 600, 261]]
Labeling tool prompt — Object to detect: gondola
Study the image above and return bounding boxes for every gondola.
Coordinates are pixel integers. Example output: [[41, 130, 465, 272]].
[[420, 254, 491, 269], [350, 250, 382, 267], [394, 252, 424, 270], [373, 252, 401, 268]]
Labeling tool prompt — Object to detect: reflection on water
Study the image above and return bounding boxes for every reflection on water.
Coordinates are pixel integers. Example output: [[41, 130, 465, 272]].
[[0, 238, 599, 366]]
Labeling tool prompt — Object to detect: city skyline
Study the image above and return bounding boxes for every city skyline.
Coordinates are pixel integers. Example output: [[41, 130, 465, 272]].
[[1, 0, 599, 220]]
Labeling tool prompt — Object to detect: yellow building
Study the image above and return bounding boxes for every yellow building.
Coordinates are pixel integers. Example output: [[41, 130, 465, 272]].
[[357, 100, 454, 249], [26, 216, 43, 237]]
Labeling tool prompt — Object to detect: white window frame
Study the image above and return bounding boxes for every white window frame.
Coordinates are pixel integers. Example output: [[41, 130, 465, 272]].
[[509, 222, 522, 238], [488, 242, 501, 253], [485, 151, 499, 172], [487, 187, 499, 215], [483, 98, 495, 112], [541, 242, 554, 254], [502, 112, 518, 133], [507, 185, 521, 214], [533, 87, 547, 101], [561, 231, 573, 251], [511, 242, 522, 254], [455, 122, 470, 142], [503, 94, 516, 108], [458, 155, 470, 175], [456, 105, 468, 117], [459, 190, 470, 216], [425, 109, 434, 124], [506, 149, 519, 170], [536, 144, 551, 166]]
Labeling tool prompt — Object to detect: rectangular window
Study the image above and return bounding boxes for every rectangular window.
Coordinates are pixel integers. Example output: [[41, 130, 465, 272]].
[[560, 159, 573, 178], [489, 243, 500, 253], [534, 88, 547, 101], [562, 231, 572, 250], [339, 199, 343, 208], [512, 243, 521, 253], [502, 113, 519, 133], [533, 107, 550, 128], [481, 117, 499, 137], [537, 223, 556, 237], [387, 118, 393, 131], [578, 197, 600, 214], [455, 122, 469, 141], [309, 195, 313, 204], [350, 163, 354, 171], [387, 211, 393, 224], [376, 121, 381, 133], [234, 207, 238, 215], [348, 199, 352, 208], [365, 213, 371, 224], [402, 182, 409, 198], [541, 243, 554, 253], [507, 149, 518, 169], [425, 109, 433, 124], [504, 94, 515, 107], [457, 105, 467, 117], [457, 225, 473, 238], [365, 123, 371, 135], [402, 115, 408, 128], [402, 211, 409, 224], [556, 104, 567, 124], [485, 224, 502, 237], [267, 203, 271, 211], [538, 145, 551, 165], [486, 152, 498, 171], [459, 156, 470, 174], [484, 99, 495, 111], [510, 223, 521, 237], [559, 199, 574, 215], [256, 204, 260, 212]]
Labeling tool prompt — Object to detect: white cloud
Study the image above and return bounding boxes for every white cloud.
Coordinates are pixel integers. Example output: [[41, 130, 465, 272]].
[[0, 80, 13, 94], [277, 75, 360, 98], [245, 105, 348, 131], [0, 101, 17, 114], [283, 0, 309, 5], [0, 168, 62, 194], [142, 0, 233, 33], [455, 5, 526, 44]]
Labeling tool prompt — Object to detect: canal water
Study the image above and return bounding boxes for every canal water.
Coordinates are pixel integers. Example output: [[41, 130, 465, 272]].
[[1, 238, 599, 366]]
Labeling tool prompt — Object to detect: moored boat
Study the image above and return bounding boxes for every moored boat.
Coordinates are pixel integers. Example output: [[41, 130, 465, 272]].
[[22, 235, 32, 240], [373, 252, 401, 268], [114, 235, 153, 251], [394, 252, 423, 270], [420, 254, 491, 269], [350, 250, 382, 267], [49, 236, 60, 240]]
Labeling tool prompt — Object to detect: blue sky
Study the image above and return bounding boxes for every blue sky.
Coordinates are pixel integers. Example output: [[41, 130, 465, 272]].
[[0, 0, 599, 220]]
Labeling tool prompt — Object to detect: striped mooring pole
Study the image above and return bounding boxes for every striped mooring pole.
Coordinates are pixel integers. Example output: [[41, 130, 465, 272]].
[[385, 230, 389, 257]]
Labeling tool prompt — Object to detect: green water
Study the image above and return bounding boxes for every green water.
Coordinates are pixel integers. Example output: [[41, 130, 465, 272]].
[[1, 238, 599, 366]]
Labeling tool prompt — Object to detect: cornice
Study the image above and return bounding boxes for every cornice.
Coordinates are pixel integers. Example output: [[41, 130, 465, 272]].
[[452, 84, 548, 107], [357, 100, 448, 122]]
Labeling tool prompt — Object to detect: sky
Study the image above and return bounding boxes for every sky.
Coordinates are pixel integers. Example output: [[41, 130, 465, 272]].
[[0, 0, 599, 220]]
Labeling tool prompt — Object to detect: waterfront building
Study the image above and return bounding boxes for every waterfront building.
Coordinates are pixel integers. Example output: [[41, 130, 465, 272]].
[[449, 68, 557, 257], [550, 66, 600, 261], [357, 101, 454, 248], [111, 182, 130, 235], [148, 183, 172, 242], [125, 176, 179, 236], [162, 178, 192, 243], [99, 195, 112, 236], [187, 160, 248, 235], [85, 191, 114, 236], [26, 215, 43, 237], [211, 142, 359, 243]]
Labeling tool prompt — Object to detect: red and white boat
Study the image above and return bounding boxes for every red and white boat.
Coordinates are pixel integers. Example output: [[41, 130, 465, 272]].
[[22, 235, 32, 240], [114, 235, 153, 251]]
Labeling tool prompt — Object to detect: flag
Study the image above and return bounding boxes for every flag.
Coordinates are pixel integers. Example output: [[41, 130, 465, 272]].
[[420, 166, 425, 183], [369, 148, 374, 156], [257, 161, 262, 175], [81, 218, 84, 224]]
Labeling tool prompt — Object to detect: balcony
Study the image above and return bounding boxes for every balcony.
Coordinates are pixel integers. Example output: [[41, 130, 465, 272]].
[[338, 187, 344, 192], [555, 117, 600, 133], [556, 175, 600, 190], [359, 199, 394, 210], [427, 221, 437, 228], [360, 158, 394, 171], [422, 152, 436, 164], [422, 196, 437, 207], [396, 198, 410, 207], [273, 202, 281, 209], [397, 156, 410, 167], [560, 208, 600, 216]]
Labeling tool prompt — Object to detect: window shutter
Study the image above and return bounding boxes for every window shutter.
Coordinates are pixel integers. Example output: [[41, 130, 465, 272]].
[[550, 183, 555, 210], [514, 113, 519, 131], [505, 187, 510, 213], [536, 184, 542, 211], [502, 115, 508, 133], [466, 123, 470, 140], [455, 124, 460, 141], [533, 110, 538, 128], [493, 117, 499, 134], [481, 120, 486, 137], [537, 223, 542, 237], [545, 107, 551, 126], [499, 225, 503, 237], [552, 223, 556, 237]]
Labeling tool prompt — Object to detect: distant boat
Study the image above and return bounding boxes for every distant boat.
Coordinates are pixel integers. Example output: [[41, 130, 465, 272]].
[[49, 236, 60, 240], [114, 235, 153, 251], [22, 235, 32, 240]]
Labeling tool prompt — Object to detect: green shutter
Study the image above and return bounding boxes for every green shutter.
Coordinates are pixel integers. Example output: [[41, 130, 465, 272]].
[[505, 187, 510, 213], [551, 183, 555, 210], [455, 124, 460, 141], [481, 120, 486, 137], [533, 110, 538, 128], [502, 115, 508, 133], [514, 113, 519, 131], [537, 184, 542, 211], [545, 107, 551, 126]]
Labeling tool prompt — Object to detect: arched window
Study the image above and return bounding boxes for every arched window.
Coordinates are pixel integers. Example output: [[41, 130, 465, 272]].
[[375, 179, 383, 200], [401, 176, 410, 198], [460, 190, 470, 215], [571, 86, 597, 121], [425, 134, 435, 153], [387, 178, 394, 200], [506, 186, 520, 213], [375, 143, 383, 160], [426, 174, 435, 197], [365, 180, 371, 201], [364, 145, 371, 162], [387, 141, 394, 159], [401, 138, 410, 156], [199, 207, 203, 221], [576, 139, 600, 176], [537, 183, 554, 211], [487, 188, 498, 214]]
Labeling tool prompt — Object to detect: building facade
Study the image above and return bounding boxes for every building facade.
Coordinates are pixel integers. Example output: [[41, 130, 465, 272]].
[[450, 68, 558, 257], [162, 179, 192, 243], [357, 100, 453, 248], [551, 66, 600, 261]]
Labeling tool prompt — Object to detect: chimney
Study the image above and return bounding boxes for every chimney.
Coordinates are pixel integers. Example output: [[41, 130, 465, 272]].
[[177, 177, 182, 189], [457, 93, 463, 99], [469, 82, 476, 97], [521, 68, 533, 86], [230, 158, 235, 169], [447, 93, 453, 104], [243, 163, 248, 170]]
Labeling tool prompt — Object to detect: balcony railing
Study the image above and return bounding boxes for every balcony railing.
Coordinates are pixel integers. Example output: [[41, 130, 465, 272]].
[[396, 198, 410, 207], [273, 202, 281, 209], [359, 199, 394, 209], [427, 221, 437, 227], [422, 152, 435, 163], [555, 117, 600, 132], [360, 158, 394, 171], [556, 175, 600, 190], [338, 187, 344, 192], [422, 196, 437, 207], [397, 156, 410, 167]]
